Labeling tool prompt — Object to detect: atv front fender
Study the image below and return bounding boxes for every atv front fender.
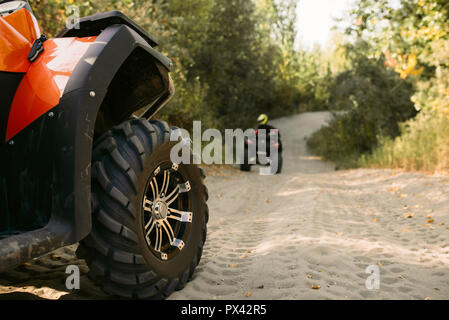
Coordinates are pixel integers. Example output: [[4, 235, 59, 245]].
[[0, 23, 174, 272]]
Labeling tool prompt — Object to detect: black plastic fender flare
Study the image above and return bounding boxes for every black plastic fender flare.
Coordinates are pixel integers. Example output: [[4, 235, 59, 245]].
[[56, 23, 174, 241]]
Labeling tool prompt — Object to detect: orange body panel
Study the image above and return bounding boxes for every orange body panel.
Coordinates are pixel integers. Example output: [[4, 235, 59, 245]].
[[6, 37, 97, 141], [0, 8, 40, 73]]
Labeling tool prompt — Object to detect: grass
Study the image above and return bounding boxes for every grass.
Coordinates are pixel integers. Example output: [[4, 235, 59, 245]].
[[359, 112, 449, 173]]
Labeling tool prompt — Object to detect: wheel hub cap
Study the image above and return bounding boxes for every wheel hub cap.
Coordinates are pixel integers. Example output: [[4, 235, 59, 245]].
[[153, 201, 168, 220]]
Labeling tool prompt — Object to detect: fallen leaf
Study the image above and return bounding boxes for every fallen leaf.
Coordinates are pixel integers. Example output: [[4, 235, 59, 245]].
[[23, 262, 31, 268], [439, 222, 445, 226], [311, 284, 321, 290], [405, 212, 414, 219], [428, 219, 435, 224], [434, 288, 440, 291], [240, 250, 252, 259], [245, 291, 253, 297], [426, 214, 433, 219], [266, 199, 271, 204], [397, 275, 404, 279], [230, 264, 238, 268], [318, 270, 322, 273], [373, 218, 377, 223], [307, 274, 312, 279], [378, 262, 383, 267], [50, 254, 60, 261]]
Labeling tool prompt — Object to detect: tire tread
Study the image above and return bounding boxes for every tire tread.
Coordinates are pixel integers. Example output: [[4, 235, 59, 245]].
[[77, 119, 208, 299]]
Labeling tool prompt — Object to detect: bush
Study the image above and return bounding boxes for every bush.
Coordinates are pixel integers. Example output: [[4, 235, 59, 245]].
[[360, 68, 449, 172], [307, 43, 418, 168]]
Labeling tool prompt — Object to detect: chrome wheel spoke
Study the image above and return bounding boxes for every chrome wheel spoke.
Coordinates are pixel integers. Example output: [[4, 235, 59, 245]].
[[161, 219, 175, 245], [149, 180, 156, 200], [168, 208, 192, 223], [152, 177, 159, 198], [165, 185, 179, 206], [143, 197, 152, 213], [145, 218, 155, 236], [163, 171, 171, 195], [160, 170, 167, 196], [154, 225, 163, 252]]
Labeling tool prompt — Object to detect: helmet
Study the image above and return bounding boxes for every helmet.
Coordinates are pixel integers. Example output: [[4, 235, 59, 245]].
[[257, 114, 268, 125]]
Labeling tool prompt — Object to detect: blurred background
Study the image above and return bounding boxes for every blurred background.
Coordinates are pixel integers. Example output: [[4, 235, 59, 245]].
[[34, 0, 449, 173]]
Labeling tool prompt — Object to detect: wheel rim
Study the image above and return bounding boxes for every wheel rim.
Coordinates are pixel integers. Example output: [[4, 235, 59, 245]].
[[142, 162, 192, 261]]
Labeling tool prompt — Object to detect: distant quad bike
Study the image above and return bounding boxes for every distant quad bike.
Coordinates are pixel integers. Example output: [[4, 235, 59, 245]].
[[240, 128, 283, 174], [0, 1, 208, 299]]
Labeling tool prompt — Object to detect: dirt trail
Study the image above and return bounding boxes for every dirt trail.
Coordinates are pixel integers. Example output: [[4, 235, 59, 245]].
[[1, 112, 448, 300]]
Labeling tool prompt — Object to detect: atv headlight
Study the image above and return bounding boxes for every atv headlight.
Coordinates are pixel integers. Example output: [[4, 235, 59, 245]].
[[0, 1, 26, 17]]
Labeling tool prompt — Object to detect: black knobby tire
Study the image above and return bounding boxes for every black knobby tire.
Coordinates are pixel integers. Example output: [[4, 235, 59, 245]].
[[276, 153, 283, 174], [76, 118, 209, 299], [240, 148, 251, 172]]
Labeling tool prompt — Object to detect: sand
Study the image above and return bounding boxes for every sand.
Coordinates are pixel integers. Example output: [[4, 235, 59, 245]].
[[1, 112, 448, 300]]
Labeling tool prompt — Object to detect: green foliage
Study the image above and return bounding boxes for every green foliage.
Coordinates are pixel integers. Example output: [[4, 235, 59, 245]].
[[306, 0, 449, 173], [360, 64, 449, 172], [342, 0, 449, 172], [33, 0, 132, 36], [32, 0, 331, 133], [307, 42, 417, 167], [345, 0, 449, 71]]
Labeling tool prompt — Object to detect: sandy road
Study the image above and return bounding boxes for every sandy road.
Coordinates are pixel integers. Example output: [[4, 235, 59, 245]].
[[1, 112, 448, 299], [171, 112, 449, 300]]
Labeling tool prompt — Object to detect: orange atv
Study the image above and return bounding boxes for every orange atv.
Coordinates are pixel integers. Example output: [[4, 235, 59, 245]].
[[0, 0, 208, 299]]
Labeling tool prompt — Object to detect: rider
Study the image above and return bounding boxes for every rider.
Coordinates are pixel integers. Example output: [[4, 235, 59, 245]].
[[257, 114, 275, 132], [256, 114, 282, 155]]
